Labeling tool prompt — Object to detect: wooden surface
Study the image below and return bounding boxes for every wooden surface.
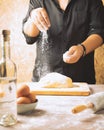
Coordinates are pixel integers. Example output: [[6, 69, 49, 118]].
[[27, 82, 91, 96], [0, 84, 104, 130]]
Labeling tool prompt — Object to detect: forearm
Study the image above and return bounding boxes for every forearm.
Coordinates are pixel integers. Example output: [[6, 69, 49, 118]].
[[81, 34, 103, 55], [63, 34, 103, 64], [23, 17, 40, 37]]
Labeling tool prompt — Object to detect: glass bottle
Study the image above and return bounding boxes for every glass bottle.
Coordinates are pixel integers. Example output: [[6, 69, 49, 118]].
[[0, 30, 17, 126]]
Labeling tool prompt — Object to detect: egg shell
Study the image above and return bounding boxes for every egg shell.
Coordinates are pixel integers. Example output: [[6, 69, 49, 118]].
[[0, 92, 5, 98], [27, 91, 36, 103], [17, 96, 31, 104], [17, 84, 30, 98]]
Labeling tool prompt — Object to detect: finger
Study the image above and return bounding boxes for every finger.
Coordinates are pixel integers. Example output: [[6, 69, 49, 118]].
[[33, 15, 46, 31], [64, 55, 78, 63], [63, 50, 79, 63], [30, 8, 50, 31], [63, 51, 72, 63], [63, 51, 71, 61], [63, 47, 76, 62], [68, 46, 76, 55], [36, 21, 46, 32], [41, 9, 51, 27], [67, 55, 79, 63], [38, 12, 49, 30]]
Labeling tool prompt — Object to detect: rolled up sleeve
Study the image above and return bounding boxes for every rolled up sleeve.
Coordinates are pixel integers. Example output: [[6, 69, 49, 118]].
[[88, 0, 104, 42], [22, 0, 42, 44]]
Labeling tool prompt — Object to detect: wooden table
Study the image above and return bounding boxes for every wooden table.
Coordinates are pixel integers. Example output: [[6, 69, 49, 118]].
[[0, 84, 104, 130]]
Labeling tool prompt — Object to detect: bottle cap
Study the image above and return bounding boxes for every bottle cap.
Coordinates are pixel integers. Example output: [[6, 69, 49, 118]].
[[2, 30, 10, 36], [2, 30, 10, 41]]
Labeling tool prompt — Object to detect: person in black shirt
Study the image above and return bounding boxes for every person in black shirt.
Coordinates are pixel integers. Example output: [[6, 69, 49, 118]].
[[22, 0, 104, 84]]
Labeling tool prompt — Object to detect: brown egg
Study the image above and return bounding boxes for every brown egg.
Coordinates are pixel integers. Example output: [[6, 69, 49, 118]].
[[27, 91, 36, 103], [0, 92, 5, 98], [17, 84, 30, 98], [17, 97, 31, 104]]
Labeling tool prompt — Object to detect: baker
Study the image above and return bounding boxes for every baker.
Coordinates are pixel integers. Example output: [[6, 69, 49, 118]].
[[22, 0, 104, 84]]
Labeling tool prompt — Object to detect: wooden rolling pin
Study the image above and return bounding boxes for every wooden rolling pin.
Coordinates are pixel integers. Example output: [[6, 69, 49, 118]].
[[72, 103, 94, 113], [72, 92, 104, 114]]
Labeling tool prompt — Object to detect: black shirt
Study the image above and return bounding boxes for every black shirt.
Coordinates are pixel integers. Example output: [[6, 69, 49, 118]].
[[23, 0, 104, 83]]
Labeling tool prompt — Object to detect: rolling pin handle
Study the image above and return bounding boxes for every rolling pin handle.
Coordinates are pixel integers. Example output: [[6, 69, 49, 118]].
[[72, 103, 94, 114]]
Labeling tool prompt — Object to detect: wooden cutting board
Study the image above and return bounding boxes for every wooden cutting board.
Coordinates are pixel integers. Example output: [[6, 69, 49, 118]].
[[26, 82, 91, 96]]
